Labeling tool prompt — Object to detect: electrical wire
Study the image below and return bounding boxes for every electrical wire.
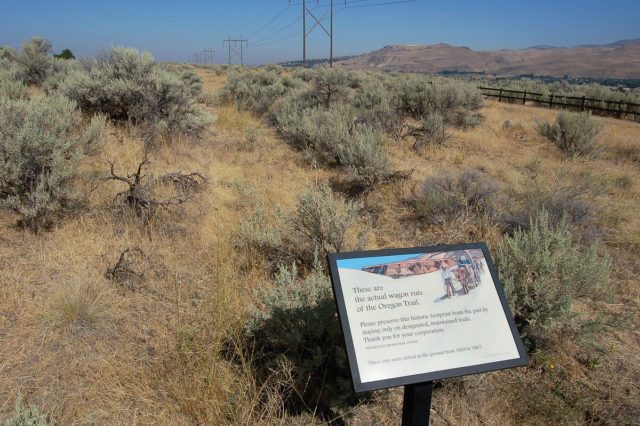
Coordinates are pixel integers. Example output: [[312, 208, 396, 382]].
[[252, 0, 419, 48], [246, 5, 291, 39], [344, 0, 418, 8]]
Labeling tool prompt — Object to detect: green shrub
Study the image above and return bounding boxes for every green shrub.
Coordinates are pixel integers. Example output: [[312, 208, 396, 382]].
[[60, 47, 211, 142], [53, 48, 74, 60], [5, 397, 55, 426], [538, 111, 603, 156], [245, 262, 362, 417], [496, 210, 611, 350], [0, 95, 105, 231], [413, 169, 501, 223]]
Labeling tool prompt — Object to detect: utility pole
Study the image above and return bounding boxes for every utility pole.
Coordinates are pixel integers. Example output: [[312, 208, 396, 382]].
[[330, 0, 334, 67], [292, 0, 342, 67], [223, 36, 248, 66], [203, 48, 215, 66]]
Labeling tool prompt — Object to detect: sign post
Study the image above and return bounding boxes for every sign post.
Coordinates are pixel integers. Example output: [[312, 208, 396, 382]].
[[327, 242, 528, 424], [402, 381, 433, 425]]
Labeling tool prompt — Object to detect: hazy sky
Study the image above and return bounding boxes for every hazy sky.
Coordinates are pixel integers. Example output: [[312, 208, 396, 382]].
[[1, 0, 638, 65]]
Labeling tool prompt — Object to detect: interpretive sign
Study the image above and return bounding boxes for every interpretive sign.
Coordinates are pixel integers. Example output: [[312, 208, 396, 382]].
[[327, 242, 528, 393]]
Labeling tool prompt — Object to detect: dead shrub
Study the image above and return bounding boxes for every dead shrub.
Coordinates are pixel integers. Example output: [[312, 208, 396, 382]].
[[104, 158, 203, 223], [105, 248, 147, 291]]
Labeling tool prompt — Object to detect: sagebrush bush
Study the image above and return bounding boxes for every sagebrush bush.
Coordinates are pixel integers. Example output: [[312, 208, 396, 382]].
[[413, 112, 450, 149], [245, 262, 362, 417], [219, 67, 299, 116], [539, 111, 603, 156], [307, 67, 354, 108], [353, 75, 404, 137], [289, 184, 361, 257], [0, 46, 18, 62], [5, 398, 56, 426], [0, 68, 28, 100], [42, 57, 81, 94], [234, 185, 362, 269], [336, 124, 391, 188], [0, 95, 105, 231], [505, 184, 597, 238], [232, 206, 291, 267], [396, 76, 483, 125], [496, 210, 611, 350], [413, 169, 501, 223], [16, 37, 53, 85], [275, 101, 356, 165], [60, 47, 211, 142]]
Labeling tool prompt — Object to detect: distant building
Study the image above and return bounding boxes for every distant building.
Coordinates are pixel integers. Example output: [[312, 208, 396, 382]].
[[362, 249, 484, 278]]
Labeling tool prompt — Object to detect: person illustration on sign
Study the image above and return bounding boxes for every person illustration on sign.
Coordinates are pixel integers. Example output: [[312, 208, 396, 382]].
[[440, 262, 455, 299], [474, 258, 484, 285], [459, 252, 478, 288]]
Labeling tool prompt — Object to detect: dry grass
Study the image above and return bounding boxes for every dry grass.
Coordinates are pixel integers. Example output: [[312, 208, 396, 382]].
[[1, 68, 639, 425]]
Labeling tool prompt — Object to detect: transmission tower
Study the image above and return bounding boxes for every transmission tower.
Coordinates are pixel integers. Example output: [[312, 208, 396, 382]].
[[223, 36, 248, 66], [203, 48, 215, 66], [293, 0, 344, 67]]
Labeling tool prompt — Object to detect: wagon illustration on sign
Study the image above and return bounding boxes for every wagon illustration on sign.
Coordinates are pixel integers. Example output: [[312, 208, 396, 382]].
[[361, 249, 484, 279]]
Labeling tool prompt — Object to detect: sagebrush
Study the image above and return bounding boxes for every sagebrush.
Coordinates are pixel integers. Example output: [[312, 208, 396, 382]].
[[60, 47, 211, 143], [539, 111, 603, 156], [0, 94, 105, 231], [496, 210, 611, 350]]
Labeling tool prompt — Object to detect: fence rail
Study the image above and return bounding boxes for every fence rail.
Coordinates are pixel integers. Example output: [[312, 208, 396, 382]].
[[478, 86, 640, 121]]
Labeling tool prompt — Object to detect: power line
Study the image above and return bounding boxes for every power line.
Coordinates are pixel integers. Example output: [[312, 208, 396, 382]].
[[246, 5, 291, 39], [254, 0, 420, 63], [253, 6, 348, 48], [252, 15, 303, 45], [345, 0, 418, 8], [252, 2, 332, 46]]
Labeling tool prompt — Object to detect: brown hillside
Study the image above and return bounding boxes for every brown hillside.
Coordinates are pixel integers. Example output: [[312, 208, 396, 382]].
[[338, 40, 640, 78]]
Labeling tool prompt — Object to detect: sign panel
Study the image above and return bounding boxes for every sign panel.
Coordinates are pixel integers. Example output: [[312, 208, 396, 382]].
[[327, 242, 528, 392]]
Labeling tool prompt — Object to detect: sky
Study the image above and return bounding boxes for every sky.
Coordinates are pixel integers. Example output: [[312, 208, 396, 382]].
[[1, 0, 639, 65]]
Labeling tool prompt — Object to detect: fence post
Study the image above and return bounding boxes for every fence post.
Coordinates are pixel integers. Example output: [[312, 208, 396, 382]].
[[581, 96, 586, 111], [549, 94, 554, 108], [522, 91, 527, 105], [498, 89, 503, 102], [618, 101, 623, 119]]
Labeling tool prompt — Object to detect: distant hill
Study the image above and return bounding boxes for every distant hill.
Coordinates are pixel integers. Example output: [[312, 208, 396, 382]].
[[337, 39, 640, 79]]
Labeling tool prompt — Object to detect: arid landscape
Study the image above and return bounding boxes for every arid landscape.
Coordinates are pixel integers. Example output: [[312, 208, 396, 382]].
[[1, 35, 639, 424], [338, 39, 640, 78]]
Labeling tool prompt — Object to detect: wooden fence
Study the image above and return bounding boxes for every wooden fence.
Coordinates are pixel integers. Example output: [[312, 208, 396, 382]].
[[478, 86, 640, 121]]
